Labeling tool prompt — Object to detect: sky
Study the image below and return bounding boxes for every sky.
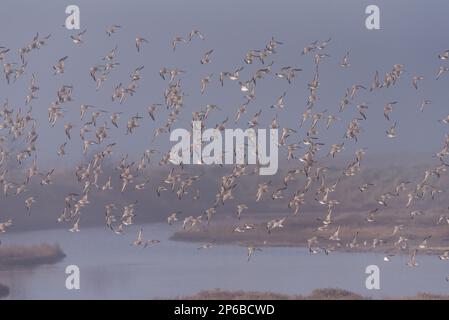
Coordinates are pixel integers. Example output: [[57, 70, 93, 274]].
[[0, 0, 449, 169]]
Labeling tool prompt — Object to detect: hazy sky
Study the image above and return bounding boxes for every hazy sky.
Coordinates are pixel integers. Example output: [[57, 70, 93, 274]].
[[1, 0, 448, 168]]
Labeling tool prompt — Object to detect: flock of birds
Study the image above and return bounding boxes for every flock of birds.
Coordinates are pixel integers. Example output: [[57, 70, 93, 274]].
[[0, 24, 449, 283]]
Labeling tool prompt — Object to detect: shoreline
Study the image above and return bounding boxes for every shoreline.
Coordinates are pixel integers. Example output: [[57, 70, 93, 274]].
[[172, 234, 449, 255], [171, 234, 449, 255]]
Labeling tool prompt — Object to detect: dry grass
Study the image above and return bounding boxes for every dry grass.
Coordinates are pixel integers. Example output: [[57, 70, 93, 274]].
[[180, 288, 364, 300], [180, 288, 449, 300], [305, 288, 365, 300], [182, 289, 300, 300], [400, 293, 449, 300]]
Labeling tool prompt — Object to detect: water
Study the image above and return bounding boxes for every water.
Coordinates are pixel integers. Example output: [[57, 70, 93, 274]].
[[0, 224, 448, 299]]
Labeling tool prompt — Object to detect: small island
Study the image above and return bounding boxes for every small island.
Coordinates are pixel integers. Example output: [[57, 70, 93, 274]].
[[0, 243, 66, 269], [170, 211, 449, 255]]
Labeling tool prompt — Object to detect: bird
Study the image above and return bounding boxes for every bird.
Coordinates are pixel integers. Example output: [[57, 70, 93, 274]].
[[266, 217, 286, 234], [391, 224, 404, 236], [328, 143, 344, 158], [197, 241, 216, 250], [228, 66, 244, 81], [412, 76, 423, 90], [419, 99, 432, 112], [359, 183, 375, 192], [438, 50, 449, 60], [349, 84, 366, 100], [70, 30, 87, 44], [247, 245, 262, 262], [326, 114, 341, 129], [239, 81, 252, 92], [383, 102, 398, 121], [439, 251, 449, 260], [200, 74, 212, 95], [256, 181, 271, 202], [106, 25, 121, 36], [386, 122, 397, 138], [0, 48, 10, 62], [64, 123, 73, 140], [171, 36, 186, 51], [301, 40, 318, 55], [80, 105, 95, 122], [340, 51, 350, 67], [370, 70, 381, 91], [0, 219, 13, 233], [438, 115, 449, 124], [270, 92, 287, 109], [436, 66, 449, 80], [410, 210, 425, 219], [132, 227, 144, 246], [275, 67, 302, 84], [348, 232, 359, 249], [329, 225, 341, 241], [236, 204, 248, 220], [406, 249, 418, 267], [57, 142, 67, 156], [135, 37, 149, 52], [109, 112, 122, 128], [418, 235, 431, 249], [40, 169, 55, 185], [189, 29, 205, 41], [103, 46, 118, 61], [144, 239, 161, 248], [200, 49, 214, 65], [69, 218, 80, 232], [300, 109, 312, 127], [167, 211, 181, 225], [53, 56, 68, 74], [3, 62, 16, 84], [25, 196, 35, 213], [114, 224, 124, 235]]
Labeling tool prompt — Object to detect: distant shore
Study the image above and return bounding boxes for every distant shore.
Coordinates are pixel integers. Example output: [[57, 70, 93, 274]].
[[179, 288, 449, 300], [0, 243, 66, 270], [170, 211, 449, 255]]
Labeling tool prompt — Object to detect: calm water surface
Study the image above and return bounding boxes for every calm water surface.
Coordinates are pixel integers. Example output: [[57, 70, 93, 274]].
[[0, 224, 448, 299]]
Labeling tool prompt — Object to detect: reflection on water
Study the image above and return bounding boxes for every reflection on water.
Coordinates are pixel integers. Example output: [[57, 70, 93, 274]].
[[0, 224, 448, 299]]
